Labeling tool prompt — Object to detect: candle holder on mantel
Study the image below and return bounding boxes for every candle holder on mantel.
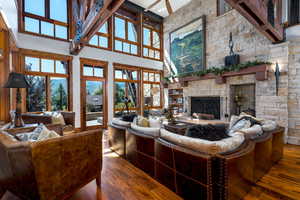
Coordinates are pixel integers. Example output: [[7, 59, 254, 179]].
[[225, 32, 240, 66]]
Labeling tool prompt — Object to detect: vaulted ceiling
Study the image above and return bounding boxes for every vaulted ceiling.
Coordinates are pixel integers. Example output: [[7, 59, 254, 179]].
[[128, 0, 192, 17]]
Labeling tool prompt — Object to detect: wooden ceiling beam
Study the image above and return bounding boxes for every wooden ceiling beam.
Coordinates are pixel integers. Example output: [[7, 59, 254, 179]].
[[70, 0, 125, 55], [225, 0, 284, 43]]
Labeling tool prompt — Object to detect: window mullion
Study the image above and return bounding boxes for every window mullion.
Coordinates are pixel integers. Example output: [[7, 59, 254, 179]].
[[46, 76, 51, 111], [45, 0, 50, 19]]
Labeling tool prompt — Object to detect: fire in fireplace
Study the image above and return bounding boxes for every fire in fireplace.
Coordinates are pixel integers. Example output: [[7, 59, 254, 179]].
[[191, 97, 221, 119]]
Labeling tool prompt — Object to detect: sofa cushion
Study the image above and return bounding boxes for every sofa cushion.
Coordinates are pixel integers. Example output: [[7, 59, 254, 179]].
[[185, 124, 229, 141], [112, 118, 131, 127], [149, 117, 161, 128], [239, 124, 263, 136], [37, 130, 60, 141], [131, 123, 160, 137], [160, 129, 244, 154], [45, 112, 66, 126]]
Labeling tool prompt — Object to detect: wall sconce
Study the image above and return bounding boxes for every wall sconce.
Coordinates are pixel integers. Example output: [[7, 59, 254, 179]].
[[275, 62, 280, 96]]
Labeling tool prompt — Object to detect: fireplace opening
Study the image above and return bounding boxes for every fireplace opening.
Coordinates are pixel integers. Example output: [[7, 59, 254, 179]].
[[191, 97, 221, 119]]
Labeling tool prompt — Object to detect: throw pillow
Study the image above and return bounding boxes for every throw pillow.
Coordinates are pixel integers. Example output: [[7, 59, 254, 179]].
[[37, 130, 60, 141], [185, 124, 230, 141], [16, 124, 50, 142], [228, 119, 251, 136], [149, 117, 161, 128], [137, 116, 150, 127]]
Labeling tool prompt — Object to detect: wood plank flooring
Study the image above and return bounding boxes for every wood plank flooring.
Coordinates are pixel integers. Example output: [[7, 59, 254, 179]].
[[2, 140, 300, 200], [244, 144, 300, 200]]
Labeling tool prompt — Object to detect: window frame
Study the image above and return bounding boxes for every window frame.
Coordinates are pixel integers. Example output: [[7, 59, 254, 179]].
[[19, 0, 70, 41], [113, 14, 141, 57], [113, 64, 141, 114], [87, 19, 113, 50], [113, 63, 163, 117], [20, 48, 73, 112], [141, 69, 163, 110], [142, 24, 163, 61]]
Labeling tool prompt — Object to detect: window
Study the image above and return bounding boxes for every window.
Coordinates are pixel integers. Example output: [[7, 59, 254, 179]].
[[114, 15, 139, 55], [143, 18, 162, 60], [89, 21, 111, 49], [218, 0, 233, 16], [142, 71, 162, 109], [23, 51, 71, 112], [288, 0, 300, 26], [21, 0, 68, 40], [114, 67, 140, 116]]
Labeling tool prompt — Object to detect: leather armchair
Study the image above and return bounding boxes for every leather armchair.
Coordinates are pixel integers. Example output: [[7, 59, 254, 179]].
[[0, 128, 102, 200]]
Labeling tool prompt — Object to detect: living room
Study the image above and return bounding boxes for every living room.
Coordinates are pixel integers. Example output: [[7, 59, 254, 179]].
[[0, 0, 300, 199]]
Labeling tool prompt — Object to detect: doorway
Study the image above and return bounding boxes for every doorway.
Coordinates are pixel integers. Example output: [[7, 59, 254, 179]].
[[80, 58, 108, 130]]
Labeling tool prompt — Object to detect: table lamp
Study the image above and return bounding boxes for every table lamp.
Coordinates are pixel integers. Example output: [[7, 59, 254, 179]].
[[4, 72, 30, 127]]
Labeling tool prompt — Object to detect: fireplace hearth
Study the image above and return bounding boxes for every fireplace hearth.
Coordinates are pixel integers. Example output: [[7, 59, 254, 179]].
[[191, 97, 221, 119]]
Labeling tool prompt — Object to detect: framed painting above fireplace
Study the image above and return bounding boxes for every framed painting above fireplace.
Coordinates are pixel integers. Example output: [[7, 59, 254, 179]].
[[170, 15, 206, 76]]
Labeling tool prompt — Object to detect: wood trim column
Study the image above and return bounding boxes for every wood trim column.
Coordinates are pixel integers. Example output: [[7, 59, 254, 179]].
[[0, 30, 10, 122]]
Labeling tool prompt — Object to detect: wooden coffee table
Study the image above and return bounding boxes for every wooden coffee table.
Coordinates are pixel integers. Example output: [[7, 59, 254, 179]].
[[164, 121, 193, 135]]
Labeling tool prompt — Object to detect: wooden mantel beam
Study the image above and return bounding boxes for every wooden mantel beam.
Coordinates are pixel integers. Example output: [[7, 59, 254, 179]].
[[70, 0, 125, 55], [225, 0, 284, 43]]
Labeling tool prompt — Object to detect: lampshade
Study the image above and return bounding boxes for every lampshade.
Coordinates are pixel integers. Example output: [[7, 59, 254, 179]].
[[4, 72, 30, 88]]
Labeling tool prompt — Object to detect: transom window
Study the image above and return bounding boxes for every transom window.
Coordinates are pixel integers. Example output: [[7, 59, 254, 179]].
[[22, 50, 72, 112], [89, 21, 111, 49], [22, 0, 69, 40], [83, 65, 105, 78], [114, 15, 139, 56]]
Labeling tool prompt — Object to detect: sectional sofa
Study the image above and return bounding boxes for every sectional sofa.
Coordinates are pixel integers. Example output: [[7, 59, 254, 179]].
[[108, 117, 284, 200]]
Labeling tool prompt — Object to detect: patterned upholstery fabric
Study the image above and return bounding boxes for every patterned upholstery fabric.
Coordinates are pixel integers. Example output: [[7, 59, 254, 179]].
[[15, 124, 54, 142]]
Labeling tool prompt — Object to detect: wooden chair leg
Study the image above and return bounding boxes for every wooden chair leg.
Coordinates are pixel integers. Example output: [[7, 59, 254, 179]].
[[96, 175, 101, 187]]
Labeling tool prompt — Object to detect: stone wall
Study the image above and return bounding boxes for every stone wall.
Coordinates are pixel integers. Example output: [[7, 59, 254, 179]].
[[287, 40, 300, 145], [163, 0, 292, 142]]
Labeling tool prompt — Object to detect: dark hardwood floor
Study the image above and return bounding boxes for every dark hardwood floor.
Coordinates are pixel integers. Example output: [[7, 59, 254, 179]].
[[2, 138, 300, 200], [245, 144, 300, 200]]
